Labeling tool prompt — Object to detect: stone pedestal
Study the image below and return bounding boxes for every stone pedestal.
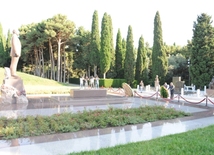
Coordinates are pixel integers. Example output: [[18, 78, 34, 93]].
[[206, 89, 214, 97], [1, 76, 28, 104], [70, 89, 107, 98]]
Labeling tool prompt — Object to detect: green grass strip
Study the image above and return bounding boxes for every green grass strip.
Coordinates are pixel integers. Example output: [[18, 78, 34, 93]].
[[69, 124, 214, 155]]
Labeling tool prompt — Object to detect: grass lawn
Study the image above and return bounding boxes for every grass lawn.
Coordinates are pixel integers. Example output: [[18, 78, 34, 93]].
[[69, 124, 214, 155], [0, 68, 76, 94]]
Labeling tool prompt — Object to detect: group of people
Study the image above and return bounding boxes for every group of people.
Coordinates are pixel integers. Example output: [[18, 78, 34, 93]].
[[164, 82, 175, 99], [139, 79, 175, 99], [80, 75, 99, 89]]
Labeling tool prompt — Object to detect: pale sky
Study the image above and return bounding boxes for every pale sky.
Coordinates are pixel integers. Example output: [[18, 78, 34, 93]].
[[1, 0, 214, 47]]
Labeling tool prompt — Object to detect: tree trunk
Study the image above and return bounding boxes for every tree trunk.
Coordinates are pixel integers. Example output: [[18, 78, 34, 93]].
[[38, 49, 41, 76], [94, 65, 97, 76], [34, 47, 40, 76], [57, 39, 61, 82], [40, 48, 45, 77], [63, 51, 66, 83], [60, 51, 63, 82], [49, 39, 55, 80], [88, 66, 90, 77]]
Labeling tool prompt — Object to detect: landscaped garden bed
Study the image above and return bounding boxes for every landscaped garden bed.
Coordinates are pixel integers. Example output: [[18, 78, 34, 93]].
[[0, 106, 190, 140]]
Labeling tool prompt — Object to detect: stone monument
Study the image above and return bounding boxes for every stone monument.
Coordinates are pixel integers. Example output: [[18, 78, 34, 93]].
[[122, 83, 133, 97], [0, 30, 28, 104], [206, 76, 214, 97], [173, 76, 184, 94]]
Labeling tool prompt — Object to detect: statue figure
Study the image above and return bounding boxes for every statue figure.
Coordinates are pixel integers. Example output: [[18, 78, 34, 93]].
[[10, 29, 21, 77], [154, 75, 160, 91]]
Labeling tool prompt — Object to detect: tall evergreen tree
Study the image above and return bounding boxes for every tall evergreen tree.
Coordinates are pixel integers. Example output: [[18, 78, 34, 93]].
[[124, 25, 135, 85], [135, 36, 146, 83], [106, 15, 116, 78], [4, 30, 12, 67], [115, 29, 124, 78], [90, 10, 100, 76], [72, 27, 91, 76], [152, 11, 168, 85], [189, 13, 214, 88], [100, 12, 111, 79], [0, 23, 6, 67], [143, 42, 152, 85], [5, 30, 12, 52]]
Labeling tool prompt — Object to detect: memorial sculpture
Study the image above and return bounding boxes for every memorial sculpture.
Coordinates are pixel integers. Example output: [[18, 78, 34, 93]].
[[206, 76, 214, 97], [209, 76, 214, 89], [122, 83, 134, 97], [154, 75, 160, 91], [0, 29, 28, 104]]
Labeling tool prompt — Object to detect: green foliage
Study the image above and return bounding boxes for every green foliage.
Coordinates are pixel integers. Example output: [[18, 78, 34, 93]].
[[90, 10, 100, 74], [160, 86, 169, 98], [135, 36, 146, 83], [100, 12, 111, 77], [106, 15, 116, 78], [115, 29, 125, 78], [0, 23, 7, 67], [69, 77, 126, 88], [166, 54, 188, 83], [188, 13, 214, 88], [124, 25, 135, 85], [72, 27, 91, 70], [152, 11, 168, 84], [0, 106, 190, 140]]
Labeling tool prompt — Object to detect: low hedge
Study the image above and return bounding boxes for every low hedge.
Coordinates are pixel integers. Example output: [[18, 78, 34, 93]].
[[69, 78, 127, 88]]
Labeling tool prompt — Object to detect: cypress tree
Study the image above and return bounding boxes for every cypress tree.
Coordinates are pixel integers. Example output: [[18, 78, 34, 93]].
[[90, 10, 100, 76], [152, 11, 168, 85], [106, 15, 116, 78], [135, 36, 146, 83], [115, 29, 124, 78], [0, 23, 6, 67], [124, 25, 135, 85], [4, 30, 12, 67], [143, 42, 152, 85], [189, 13, 214, 88], [100, 12, 111, 79]]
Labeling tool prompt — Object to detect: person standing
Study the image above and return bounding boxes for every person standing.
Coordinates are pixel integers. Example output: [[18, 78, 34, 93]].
[[169, 82, 175, 99], [80, 76, 84, 89], [10, 29, 21, 77], [85, 76, 89, 88], [95, 75, 99, 89], [90, 76, 94, 88]]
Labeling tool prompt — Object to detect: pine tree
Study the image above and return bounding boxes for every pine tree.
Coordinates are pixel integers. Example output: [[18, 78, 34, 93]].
[[100, 12, 111, 79], [152, 11, 168, 85], [135, 36, 146, 83], [124, 25, 135, 85], [189, 13, 214, 88], [90, 10, 100, 76]]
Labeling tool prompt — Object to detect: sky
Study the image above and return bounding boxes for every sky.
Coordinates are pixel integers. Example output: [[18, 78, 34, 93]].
[[1, 0, 214, 47]]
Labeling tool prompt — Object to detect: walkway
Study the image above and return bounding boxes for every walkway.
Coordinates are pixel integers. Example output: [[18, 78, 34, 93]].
[[0, 89, 214, 155]]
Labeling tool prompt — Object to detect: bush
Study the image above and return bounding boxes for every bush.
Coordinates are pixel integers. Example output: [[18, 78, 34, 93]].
[[160, 86, 169, 98]]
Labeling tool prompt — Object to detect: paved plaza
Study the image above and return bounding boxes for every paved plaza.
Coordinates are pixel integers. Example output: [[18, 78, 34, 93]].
[[0, 89, 214, 155]]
